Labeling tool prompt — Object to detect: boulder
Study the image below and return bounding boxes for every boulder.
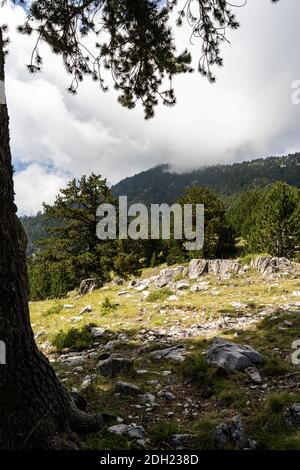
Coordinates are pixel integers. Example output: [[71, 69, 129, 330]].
[[108, 424, 145, 440], [251, 256, 293, 278], [283, 403, 300, 430], [138, 393, 156, 405], [172, 434, 195, 448], [206, 337, 264, 371], [208, 259, 240, 278], [111, 276, 124, 286], [157, 390, 176, 401], [189, 259, 209, 279], [215, 416, 255, 450], [79, 278, 102, 296], [115, 382, 141, 396], [80, 304, 92, 315], [90, 327, 106, 338], [149, 345, 186, 362], [156, 266, 185, 288], [97, 357, 133, 377]]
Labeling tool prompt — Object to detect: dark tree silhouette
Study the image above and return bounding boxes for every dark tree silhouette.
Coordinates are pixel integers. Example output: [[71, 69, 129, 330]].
[[0, 0, 275, 449]]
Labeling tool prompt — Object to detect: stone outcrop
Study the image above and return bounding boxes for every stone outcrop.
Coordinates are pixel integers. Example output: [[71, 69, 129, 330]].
[[206, 337, 264, 371]]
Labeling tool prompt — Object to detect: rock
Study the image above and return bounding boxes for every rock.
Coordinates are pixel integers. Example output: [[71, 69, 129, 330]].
[[108, 424, 129, 436], [128, 280, 137, 288], [156, 266, 185, 288], [215, 416, 255, 450], [63, 304, 74, 309], [283, 403, 300, 430], [118, 333, 129, 341], [215, 423, 230, 449], [118, 290, 128, 296], [35, 330, 46, 340], [167, 295, 179, 302], [189, 259, 209, 279], [108, 424, 145, 440], [190, 282, 209, 292], [251, 256, 293, 278], [97, 357, 133, 377], [157, 390, 176, 401], [138, 393, 156, 405], [231, 416, 255, 450], [70, 316, 82, 322], [176, 281, 189, 290], [90, 327, 106, 338], [111, 276, 124, 286], [206, 337, 264, 372], [60, 355, 87, 366], [80, 374, 98, 391], [115, 382, 141, 396], [79, 278, 102, 296], [150, 345, 187, 362], [189, 259, 241, 280], [103, 340, 122, 351], [136, 369, 148, 375], [245, 366, 262, 384], [208, 259, 240, 278], [80, 304, 92, 314], [127, 426, 145, 439], [172, 434, 195, 448], [135, 284, 148, 292]]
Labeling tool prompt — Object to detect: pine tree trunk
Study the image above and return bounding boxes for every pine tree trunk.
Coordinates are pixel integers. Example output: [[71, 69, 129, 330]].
[[0, 29, 104, 450]]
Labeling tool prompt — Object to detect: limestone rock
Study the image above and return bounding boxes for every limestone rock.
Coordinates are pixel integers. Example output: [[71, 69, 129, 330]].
[[97, 357, 133, 377], [206, 337, 264, 371]]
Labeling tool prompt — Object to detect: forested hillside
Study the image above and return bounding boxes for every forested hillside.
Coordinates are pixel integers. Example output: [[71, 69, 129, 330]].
[[20, 153, 300, 254], [112, 153, 300, 204]]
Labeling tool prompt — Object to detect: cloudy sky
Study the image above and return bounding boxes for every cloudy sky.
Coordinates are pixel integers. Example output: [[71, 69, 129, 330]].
[[2, 0, 300, 215]]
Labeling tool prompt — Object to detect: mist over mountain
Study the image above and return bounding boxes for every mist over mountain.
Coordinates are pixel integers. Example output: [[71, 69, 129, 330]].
[[112, 153, 300, 205]]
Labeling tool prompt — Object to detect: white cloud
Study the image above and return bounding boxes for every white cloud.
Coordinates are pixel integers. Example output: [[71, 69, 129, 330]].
[[2, 1, 300, 214], [14, 163, 66, 216]]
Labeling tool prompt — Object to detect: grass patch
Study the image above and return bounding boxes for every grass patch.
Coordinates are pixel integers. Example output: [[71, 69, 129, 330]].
[[100, 297, 118, 316], [147, 287, 173, 302], [150, 421, 180, 447], [43, 303, 63, 317], [217, 389, 247, 410], [85, 432, 141, 450], [52, 323, 96, 352]]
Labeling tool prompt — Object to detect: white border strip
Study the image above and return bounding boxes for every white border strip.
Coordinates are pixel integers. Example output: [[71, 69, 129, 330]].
[[0, 80, 6, 105]]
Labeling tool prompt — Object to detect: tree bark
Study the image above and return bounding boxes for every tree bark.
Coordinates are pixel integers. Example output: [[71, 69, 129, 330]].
[[0, 28, 104, 450]]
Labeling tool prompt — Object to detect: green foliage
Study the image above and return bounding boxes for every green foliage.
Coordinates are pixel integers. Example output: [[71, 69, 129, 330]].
[[150, 421, 180, 446], [100, 297, 118, 316], [183, 354, 211, 382], [19, 0, 241, 119], [217, 389, 247, 409], [52, 324, 96, 352], [28, 174, 141, 300], [113, 154, 300, 206], [43, 303, 63, 317], [167, 185, 237, 262], [147, 287, 173, 302], [231, 182, 300, 257]]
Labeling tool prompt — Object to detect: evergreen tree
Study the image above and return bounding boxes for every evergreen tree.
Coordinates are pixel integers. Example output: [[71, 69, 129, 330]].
[[251, 182, 300, 258], [176, 186, 237, 260], [28, 174, 142, 299]]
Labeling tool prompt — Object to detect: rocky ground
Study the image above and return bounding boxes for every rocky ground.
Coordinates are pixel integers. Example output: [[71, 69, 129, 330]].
[[30, 256, 300, 450]]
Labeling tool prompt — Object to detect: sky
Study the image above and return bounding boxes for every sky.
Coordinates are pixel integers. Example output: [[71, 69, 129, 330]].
[[1, 0, 300, 215]]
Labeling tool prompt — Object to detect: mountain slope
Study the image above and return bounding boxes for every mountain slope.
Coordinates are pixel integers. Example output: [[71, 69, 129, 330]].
[[112, 153, 300, 205]]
